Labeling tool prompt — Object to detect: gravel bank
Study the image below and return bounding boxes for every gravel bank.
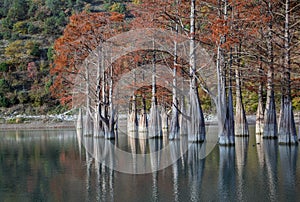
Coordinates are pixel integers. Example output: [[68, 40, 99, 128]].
[[0, 121, 75, 130]]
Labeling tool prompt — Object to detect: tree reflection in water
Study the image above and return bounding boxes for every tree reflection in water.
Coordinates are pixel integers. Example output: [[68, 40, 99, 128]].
[[279, 145, 298, 201], [1, 127, 300, 201], [188, 143, 205, 201], [235, 137, 249, 201], [218, 146, 236, 200], [263, 139, 278, 201]]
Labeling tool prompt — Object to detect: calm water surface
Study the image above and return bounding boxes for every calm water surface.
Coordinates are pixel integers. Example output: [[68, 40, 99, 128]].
[[0, 126, 299, 202]]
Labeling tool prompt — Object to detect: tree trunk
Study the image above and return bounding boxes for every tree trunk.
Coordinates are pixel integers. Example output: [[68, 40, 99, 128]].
[[256, 82, 264, 135], [256, 58, 264, 135], [139, 96, 148, 138], [94, 104, 102, 137], [188, 0, 205, 142], [161, 106, 169, 136], [77, 108, 83, 129], [94, 48, 104, 137], [101, 64, 108, 136], [263, 0, 277, 139], [228, 84, 235, 138], [278, 0, 297, 145], [149, 102, 162, 138], [128, 94, 138, 138], [235, 52, 249, 137], [128, 71, 138, 138], [84, 61, 93, 136], [148, 49, 162, 138], [179, 95, 188, 135], [216, 0, 234, 146], [169, 23, 180, 140], [105, 64, 116, 139], [169, 98, 179, 139]]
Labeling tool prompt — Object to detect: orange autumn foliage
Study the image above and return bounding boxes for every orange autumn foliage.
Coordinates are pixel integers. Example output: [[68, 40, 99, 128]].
[[50, 11, 127, 106]]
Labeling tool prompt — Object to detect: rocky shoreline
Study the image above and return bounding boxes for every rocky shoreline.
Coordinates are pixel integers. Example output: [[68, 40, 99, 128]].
[[0, 121, 75, 130], [0, 111, 77, 130]]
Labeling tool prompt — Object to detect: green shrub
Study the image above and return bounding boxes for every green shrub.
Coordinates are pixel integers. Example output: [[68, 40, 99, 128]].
[[133, 0, 141, 5], [17, 91, 29, 104], [57, 11, 66, 26], [103, 3, 111, 11], [47, 47, 54, 61], [5, 117, 25, 124], [6, 118, 17, 124], [0, 62, 8, 72], [1, 17, 13, 29], [110, 3, 126, 14], [0, 79, 10, 94], [6, 92, 17, 105], [7, 1, 28, 21], [30, 43, 40, 57], [242, 91, 259, 114], [13, 21, 28, 34], [10, 33, 21, 41], [43, 17, 58, 34], [292, 97, 300, 111], [44, 79, 52, 94], [0, 95, 10, 107], [2, 30, 11, 40], [27, 23, 39, 34]]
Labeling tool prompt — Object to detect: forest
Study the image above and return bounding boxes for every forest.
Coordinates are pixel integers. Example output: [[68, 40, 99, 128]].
[[0, 0, 300, 144], [0, 0, 127, 115]]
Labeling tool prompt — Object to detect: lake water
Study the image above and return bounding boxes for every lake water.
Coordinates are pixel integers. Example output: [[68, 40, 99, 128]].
[[0, 126, 299, 202]]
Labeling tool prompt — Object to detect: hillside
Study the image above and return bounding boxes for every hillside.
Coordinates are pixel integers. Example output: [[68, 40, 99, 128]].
[[0, 0, 129, 116]]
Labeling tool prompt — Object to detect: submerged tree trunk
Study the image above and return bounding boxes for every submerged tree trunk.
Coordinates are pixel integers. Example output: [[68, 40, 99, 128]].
[[128, 94, 138, 138], [228, 79, 235, 137], [161, 106, 169, 136], [188, 0, 205, 142], [278, 97, 297, 144], [217, 45, 234, 145], [139, 96, 148, 138], [263, 88, 277, 138], [105, 64, 116, 139], [128, 71, 138, 138], [263, 0, 277, 139], [235, 49, 249, 136], [94, 104, 102, 137], [84, 61, 93, 136], [94, 48, 104, 137], [77, 108, 83, 129], [149, 99, 162, 138], [256, 58, 264, 135], [169, 98, 179, 139], [148, 49, 162, 138], [97, 61, 116, 139], [216, 0, 234, 146], [256, 82, 264, 135], [278, 0, 297, 145], [101, 63, 108, 137], [179, 95, 188, 135]]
